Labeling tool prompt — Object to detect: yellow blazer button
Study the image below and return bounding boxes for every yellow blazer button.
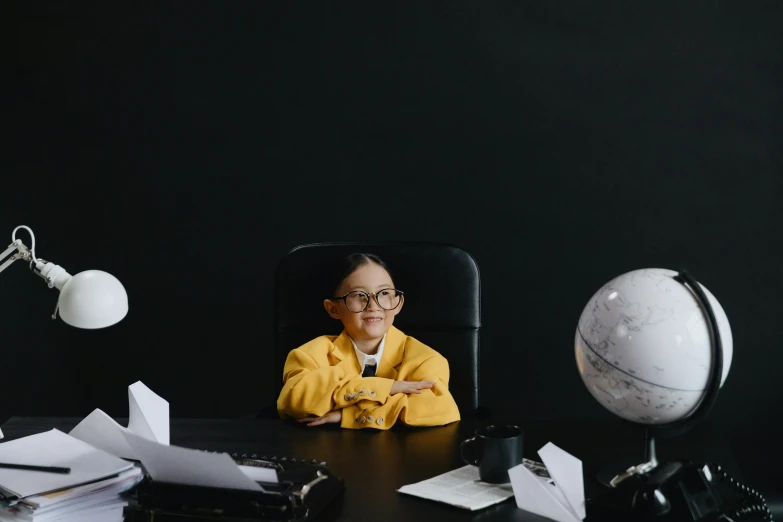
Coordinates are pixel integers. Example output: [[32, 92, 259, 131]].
[[350, 392, 358, 400], [354, 417, 362, 424], [376, 417, 384, 425], [344, 393, 353, 401], [359, 389, 367, 396], [358, 416, 367, 424], [366, 415, 374, 423], [369, 391, 377, 398]]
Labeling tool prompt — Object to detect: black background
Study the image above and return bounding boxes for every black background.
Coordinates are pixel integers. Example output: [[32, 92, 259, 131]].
[[3, 1, 782, 452]]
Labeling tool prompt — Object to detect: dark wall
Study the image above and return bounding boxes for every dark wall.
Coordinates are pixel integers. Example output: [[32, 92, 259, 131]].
[[3, 2, 782, 438]]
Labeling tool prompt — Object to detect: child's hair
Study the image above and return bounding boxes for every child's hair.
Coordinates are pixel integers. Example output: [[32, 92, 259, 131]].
[[331, 253, 393, 296]]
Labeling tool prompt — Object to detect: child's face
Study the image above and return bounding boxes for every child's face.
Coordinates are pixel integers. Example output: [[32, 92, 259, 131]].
[[323, 262, 403, 342]]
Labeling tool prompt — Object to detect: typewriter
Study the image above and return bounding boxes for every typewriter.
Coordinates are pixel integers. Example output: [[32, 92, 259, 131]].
[[123, 453, 345, 522]]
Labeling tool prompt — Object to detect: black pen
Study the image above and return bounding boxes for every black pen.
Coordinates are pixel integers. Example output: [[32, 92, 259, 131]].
[[0, 463, 71, 474]]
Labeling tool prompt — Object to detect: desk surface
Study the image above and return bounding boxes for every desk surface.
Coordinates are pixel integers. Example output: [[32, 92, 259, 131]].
[[0, 417, 743, 522]]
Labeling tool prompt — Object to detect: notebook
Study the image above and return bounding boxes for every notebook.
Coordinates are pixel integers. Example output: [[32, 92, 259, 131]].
[[0, 429, 134, 501]]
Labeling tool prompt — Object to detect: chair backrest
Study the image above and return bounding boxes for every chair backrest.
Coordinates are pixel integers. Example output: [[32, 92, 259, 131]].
[[274, 242, 481, 414]]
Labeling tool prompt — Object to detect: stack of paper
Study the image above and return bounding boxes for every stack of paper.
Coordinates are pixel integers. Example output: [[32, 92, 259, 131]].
[[0, 430, 143, 522]]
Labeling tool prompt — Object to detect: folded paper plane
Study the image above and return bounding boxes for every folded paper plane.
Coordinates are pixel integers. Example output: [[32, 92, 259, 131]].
[[509, 442, 585, 522], [69, 381, 169, 460]]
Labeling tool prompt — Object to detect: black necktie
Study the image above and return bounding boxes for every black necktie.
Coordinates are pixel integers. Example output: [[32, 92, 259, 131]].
[[362, 364, 377, 377]]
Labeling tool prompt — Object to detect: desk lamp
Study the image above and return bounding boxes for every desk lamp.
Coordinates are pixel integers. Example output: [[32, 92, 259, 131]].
[[0, 225, 128, 328]]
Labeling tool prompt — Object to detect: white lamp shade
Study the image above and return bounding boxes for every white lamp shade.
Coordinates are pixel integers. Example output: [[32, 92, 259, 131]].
[[58, 270, 129, 329]]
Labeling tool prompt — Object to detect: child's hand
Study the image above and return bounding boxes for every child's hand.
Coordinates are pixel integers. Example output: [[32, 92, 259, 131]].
[[390, 380, 436, 395], [298, 410, 342, 427]]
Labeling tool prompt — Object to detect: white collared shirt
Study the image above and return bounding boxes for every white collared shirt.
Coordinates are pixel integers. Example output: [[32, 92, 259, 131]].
[[350, 333, 386, 375]]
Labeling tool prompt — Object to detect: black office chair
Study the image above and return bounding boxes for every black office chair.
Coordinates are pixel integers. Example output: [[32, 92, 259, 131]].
[[271, 241, 482, 418]]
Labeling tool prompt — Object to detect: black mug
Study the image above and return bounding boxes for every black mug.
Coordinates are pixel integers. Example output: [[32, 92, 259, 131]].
[[460, 425, 524, 484]]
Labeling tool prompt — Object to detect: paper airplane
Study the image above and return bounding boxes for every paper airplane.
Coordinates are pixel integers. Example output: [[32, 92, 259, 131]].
[[69, 381, 169, 460], [509, 442, 585, 522]]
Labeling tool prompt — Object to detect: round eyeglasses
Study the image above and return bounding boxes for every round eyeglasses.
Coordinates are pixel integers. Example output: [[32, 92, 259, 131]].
[[329, 289, 404, 313]]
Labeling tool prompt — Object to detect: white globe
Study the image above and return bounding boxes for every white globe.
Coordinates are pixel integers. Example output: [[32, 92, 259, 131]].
[[575, 268, 733, 425]]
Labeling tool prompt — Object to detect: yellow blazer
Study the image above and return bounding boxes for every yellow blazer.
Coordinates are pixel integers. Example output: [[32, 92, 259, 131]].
[[277, 326, 461, 430]]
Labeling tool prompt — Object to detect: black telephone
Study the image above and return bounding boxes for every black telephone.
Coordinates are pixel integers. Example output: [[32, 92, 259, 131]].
[[587, 460, 772, 522]]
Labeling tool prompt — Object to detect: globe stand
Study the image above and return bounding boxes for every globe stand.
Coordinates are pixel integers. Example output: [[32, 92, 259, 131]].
[[586, 270, 731, 522], [645, 430, 657, 468]]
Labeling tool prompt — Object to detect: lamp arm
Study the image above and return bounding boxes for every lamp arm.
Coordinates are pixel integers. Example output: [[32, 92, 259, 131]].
[[1, 225, 38, 275], [2, 228, 73, 291], [0, 239, 33, 276]]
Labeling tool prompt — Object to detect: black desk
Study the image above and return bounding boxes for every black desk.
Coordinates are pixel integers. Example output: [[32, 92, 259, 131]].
[[0, 417, 746, 522]]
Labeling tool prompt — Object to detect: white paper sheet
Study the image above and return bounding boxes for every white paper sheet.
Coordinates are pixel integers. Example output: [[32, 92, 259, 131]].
[[121, 431, 275, 492], [69, 381, 169, 460], [509, 442, 585, 522], [0, 429, 134, 499], [397, 461, 552, 511], [68, 410, 135, 461], [238, 465, 279, 484]]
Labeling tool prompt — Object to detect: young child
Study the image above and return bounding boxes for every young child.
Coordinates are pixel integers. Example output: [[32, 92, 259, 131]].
[[276, 253, 461, 429]]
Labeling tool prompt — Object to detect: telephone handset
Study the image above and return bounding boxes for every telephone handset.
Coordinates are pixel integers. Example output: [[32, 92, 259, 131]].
[[587, 460, 772, 521]]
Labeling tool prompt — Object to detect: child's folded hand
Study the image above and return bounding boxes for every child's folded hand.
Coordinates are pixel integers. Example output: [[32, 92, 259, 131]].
[[390, 380, 436, 395], [298, 410, 342, 427]]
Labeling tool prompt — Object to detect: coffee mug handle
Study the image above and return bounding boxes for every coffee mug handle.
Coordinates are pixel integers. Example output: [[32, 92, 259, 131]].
[[460, 436, 480, 466]]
